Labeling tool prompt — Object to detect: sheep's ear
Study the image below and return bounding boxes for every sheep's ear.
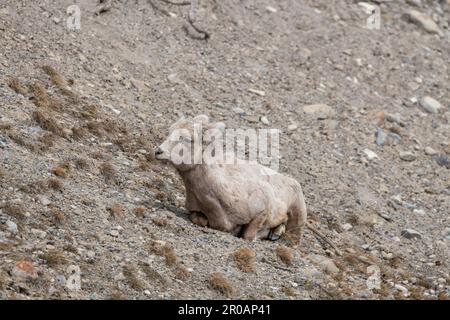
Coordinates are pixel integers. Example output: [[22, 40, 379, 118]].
[[193, 114, 209, 124]]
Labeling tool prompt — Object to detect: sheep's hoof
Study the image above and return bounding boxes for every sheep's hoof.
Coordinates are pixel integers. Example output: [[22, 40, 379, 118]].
[[268, 224, 286, 241], [189, 212, 208, 227]]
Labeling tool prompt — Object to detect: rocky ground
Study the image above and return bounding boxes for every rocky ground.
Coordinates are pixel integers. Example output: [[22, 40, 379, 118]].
[[0, 0, 449, 300]]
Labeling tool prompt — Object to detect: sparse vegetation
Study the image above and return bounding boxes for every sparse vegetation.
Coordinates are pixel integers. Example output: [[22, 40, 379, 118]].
[[39, 250, 67, 267], [174, 265, 191, 281], [141, 265, 167, 286], [48, 177, 63, 191], [30, 81, 51, 108], [100, 162, 116, 183], [233, 247, 256, 273], [50, 206, 65, 224], [7, 76, 28, 95], [42, 65, 68, 88], [146, 241, 178, 267], [208, 272, 233, 297], [2, 203, 26, 220], [133, 206, 146, 217], [108, 203, 124, 219], [32, 110, 64, 136], [152, 217, 168, 227], [281, 285, 297, 297], [276, 245, 293, 266], [163, 245, 178, 266], [51, 166, 67, 178], [123, 265, 143, 290]]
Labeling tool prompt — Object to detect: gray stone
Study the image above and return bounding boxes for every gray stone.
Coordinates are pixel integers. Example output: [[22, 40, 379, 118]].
[[401, 229, 422, 239], [55, 275, 66, 286], [434, 154, 450, 168], [385, 113, 405, 127], [399, 151, 416, 161], [375, 129, 388, 146]]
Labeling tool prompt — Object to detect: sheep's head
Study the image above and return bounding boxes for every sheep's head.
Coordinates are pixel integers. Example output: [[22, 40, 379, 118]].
[[155, 115, 225, 171]]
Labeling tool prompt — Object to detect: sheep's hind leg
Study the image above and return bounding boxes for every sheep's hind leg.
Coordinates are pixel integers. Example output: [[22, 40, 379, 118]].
[[241, 214, 267, 241], [189, 211, 208, 227]]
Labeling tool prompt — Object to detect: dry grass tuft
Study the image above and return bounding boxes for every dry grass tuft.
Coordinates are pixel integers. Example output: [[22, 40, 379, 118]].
[[38, 132, 56, 150], [8, 76, 28, 95], [30, 81, 51, 108], [233, 247, 256, 273], [141, 265, 167, 286], [72, 126, 88, 140], [147, 241, 178, 267], [63, 244, 78, 254], [108, 203, 124, 219], [100, 162, 116, 183], [208, 272, 233, 297], [133, 206, 147, 218], [39, 250, 67, 267], [48, 178, 63, 191], [19, 180, 48, 194], [7, 131, 37, 151], [79, 104, 98, 119], [2, 203, 26, 220], [122, 265, 143, 290], [42, 65, 68, 88], [174, 265, 191, 281], [32, 111, 64, 136], [152, 217, 168, 227], [74, 158, 89, 169], [50, 206, 65, 224], [108, 289, 127, 300], [51, 166, 67, 178], [281, 285, 297, 297], [0, 123, 12, 130], [276, 245, 294, 266], [163, 245, 178, 266]]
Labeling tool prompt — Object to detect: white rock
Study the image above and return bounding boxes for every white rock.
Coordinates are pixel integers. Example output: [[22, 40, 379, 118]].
[[303, 104, 335, 119], [424, 147, 438, 155], [266, 6, 277, 13], [363, 149, 378, 160], [248, 88, 266, 96], [308, 254, 340, 274], [394, 284, 409, 294], [37, 195, 51, 206], [260, 116, 270, 125], [407, 10, 443, 36], [342, 223, 353, 231], [110, 230, 120, 237], [420, 96, 443, 114], [6, 220, 18, 234], [287, 124, 298, 131]]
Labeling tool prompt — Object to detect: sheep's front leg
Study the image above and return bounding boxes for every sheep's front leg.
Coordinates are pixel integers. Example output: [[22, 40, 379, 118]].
[[189, 211, 208, 227], [268, 223, 286, 241], [241, 214, 267, 241]]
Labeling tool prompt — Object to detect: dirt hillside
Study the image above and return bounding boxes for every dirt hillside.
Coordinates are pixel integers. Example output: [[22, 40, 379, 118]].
[[0, 0, 449, 299]]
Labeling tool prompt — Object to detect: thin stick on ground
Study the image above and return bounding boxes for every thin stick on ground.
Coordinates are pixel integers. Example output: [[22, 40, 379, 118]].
[[159, 0, 190, 5], [185, 0, 210, 40], [307, 223, 342, 256]]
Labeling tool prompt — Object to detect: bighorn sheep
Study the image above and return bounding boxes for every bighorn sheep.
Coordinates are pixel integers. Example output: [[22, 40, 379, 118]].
[[155, 115, 307, 241]]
